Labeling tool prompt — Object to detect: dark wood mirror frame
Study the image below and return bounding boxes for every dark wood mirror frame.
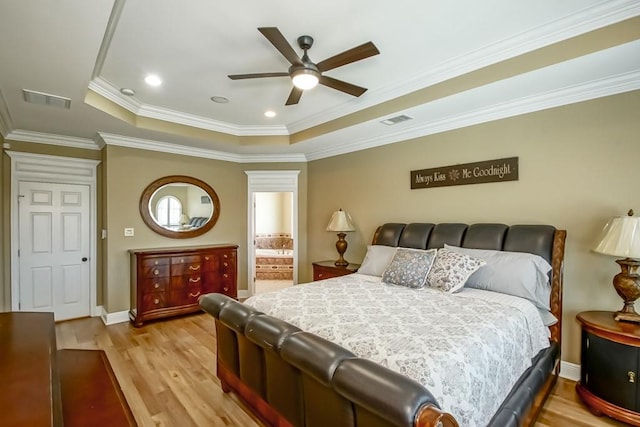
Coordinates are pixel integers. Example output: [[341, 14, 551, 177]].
[[139, 175, 221, 239]]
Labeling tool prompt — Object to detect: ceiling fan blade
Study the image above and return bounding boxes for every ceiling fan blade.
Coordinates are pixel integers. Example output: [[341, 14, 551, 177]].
[[285, 87, 303, 105], [228, 72, 289, 80], [258, 27, 303, 66], [319, 76, 367, 97], [316, 41, 379, 72]]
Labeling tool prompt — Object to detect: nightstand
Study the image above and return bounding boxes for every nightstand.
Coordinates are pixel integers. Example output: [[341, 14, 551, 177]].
[[312, 261, 360, 281], [576, 311, 640, 426]]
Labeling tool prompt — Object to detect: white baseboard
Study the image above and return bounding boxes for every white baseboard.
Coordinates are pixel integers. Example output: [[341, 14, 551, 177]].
[[560, 361, 580, 381], [100, 307, 130, 325], [238, 290, 250, 299]]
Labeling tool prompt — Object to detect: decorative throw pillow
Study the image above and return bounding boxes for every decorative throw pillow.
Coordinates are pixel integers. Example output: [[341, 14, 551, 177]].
[[444, 244, 553, 310], [358, 245, 398, 277], [381, 248, 437, 289], [426, 248, 485, 293]]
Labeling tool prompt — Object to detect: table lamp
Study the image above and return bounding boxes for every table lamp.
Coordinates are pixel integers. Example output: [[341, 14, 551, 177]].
[[326, 209, 355, 267], [593, 209, 640, 322]]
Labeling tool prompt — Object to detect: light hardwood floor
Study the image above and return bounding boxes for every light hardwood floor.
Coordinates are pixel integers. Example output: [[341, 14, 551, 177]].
[[56, 313, 627, 427]]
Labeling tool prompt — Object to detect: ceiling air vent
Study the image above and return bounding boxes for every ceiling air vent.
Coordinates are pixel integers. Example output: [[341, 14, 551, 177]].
[[22, 89, 71, 109], [380, 114, 413, 125]]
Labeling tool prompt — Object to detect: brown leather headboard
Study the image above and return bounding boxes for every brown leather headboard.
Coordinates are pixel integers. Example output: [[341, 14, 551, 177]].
[[372, 223, 566, 345]]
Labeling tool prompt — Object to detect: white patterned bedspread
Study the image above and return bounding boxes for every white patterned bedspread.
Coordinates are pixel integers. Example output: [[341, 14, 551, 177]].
[[244, 273, 550, 427]]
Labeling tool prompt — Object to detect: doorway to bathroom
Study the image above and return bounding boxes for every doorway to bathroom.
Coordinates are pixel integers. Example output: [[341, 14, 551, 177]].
[[254, 192, 294, 294]]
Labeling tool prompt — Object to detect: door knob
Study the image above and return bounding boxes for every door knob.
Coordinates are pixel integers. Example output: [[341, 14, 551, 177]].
[[82, 257, 88, 262]]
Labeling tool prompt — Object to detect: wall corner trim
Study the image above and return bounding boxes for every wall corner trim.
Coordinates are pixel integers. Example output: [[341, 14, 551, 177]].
[[559, 360, 580, 382], [100, 307, 130, 325]]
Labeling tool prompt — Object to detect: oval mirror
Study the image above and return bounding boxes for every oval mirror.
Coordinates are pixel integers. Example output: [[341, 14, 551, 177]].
[[139, 175, 220, 239]]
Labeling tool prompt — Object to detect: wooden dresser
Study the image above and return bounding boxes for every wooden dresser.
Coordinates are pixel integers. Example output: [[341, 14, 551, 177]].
[[129, 244, 238, 327]]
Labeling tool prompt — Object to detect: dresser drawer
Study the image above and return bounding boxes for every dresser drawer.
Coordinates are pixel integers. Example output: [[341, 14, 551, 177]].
[[171, 255, 201, 265], [312, 261, 359, 281], [169, 289, 202, 306], [313, 265, 350, 281], [172, 262, 202, 276], [142, 257, 169, 269], [140, 277, 169, 294], [141, 293, 167, 312], [142, 264, 170, 278], [171, 274, 202, 290], [202, 254, 217, 272]]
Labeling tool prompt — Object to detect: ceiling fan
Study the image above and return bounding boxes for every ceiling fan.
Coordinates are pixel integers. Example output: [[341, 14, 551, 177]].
[[228, 27, 380, 106]]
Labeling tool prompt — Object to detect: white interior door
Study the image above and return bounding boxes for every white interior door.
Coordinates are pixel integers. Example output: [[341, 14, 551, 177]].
[[18, 181, 91, 321]]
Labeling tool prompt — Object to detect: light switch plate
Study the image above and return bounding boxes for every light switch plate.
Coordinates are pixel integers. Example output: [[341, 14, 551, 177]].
[[124, 228, 134, 237]]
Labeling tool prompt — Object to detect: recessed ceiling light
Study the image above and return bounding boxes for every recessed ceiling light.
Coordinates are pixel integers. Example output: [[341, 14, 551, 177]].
[[120, 88, 135, 96], [144, 74, 162, 87], [264, 110, 276, 118], [210, 96, 229, 103]]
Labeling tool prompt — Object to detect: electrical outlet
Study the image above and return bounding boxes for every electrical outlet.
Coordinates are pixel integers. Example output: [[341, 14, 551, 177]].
[[124, 228, 134, 237], [101, 229, 107, 239]]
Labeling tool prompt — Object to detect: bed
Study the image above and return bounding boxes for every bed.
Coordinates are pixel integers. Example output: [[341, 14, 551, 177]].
[[200, 222, 566, 427]]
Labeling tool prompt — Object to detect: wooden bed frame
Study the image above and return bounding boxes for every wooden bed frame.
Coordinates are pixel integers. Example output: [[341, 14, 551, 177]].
[[201, 223, 567, 427]]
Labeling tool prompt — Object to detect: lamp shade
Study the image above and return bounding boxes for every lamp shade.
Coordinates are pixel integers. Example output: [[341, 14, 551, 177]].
[[594, 214, 640, 258], [326, 209, 355, 232]]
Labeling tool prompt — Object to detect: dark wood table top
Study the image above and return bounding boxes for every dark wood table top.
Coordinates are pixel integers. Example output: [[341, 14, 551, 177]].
[[0, 312, 62, 426]]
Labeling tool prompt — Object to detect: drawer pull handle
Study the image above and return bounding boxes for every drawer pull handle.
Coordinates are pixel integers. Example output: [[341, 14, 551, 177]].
[[189, 277, 201, 283], [205, 256, 210, 261], [180, 259, 184, 263], [224, 254, 228, 258], [223, 287, 229, 292], [154, 298, 160, 304], [223, 274, 228, 278], [189, 292, 201, 298], [629, 371, 636, 383], [154, 261, 159, 265], [154, 283, 159, 289], [154, 269, 160, 275], [223, 262, 228, 267], [189, 265, 200, 271], [318, 273, 324, 278]]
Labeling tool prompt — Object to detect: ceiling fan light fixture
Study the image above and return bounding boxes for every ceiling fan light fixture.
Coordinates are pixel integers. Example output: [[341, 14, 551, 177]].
[[291, 68, 319, 90]]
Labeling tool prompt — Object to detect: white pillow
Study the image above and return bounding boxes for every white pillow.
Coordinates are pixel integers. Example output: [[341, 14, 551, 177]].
[[444, 244, 552, 310], [358, 245, 398, 277], [426, 249, 485, 293]]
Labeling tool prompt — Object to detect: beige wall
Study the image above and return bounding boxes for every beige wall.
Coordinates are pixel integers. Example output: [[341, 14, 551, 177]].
[[307, 90, 640, 365], [103, 145, 308, 313], [255, 192, 293, 235]]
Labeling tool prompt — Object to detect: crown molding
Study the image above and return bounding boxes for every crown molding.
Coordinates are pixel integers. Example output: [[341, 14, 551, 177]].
[[0, 89, 13, 136], [5, 129, 101, 150], [88, 78, 289, 136], [287, 0, 640, 134], [97, 132, 307, 163], [91, 0, 126, 80], [305, 69, 640, 161]]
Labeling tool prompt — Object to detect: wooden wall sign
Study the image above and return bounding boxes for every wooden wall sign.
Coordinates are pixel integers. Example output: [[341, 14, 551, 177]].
[[411, 157, 518, 189]]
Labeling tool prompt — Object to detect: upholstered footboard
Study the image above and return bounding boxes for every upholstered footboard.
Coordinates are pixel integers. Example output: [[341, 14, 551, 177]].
[[200, 293, 458, 427]]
